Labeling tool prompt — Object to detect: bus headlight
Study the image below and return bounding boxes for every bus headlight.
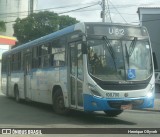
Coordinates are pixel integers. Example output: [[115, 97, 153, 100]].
[[147, 92, 153, 98], [147, 84, 155, 98], [88, 83, 101, 97]]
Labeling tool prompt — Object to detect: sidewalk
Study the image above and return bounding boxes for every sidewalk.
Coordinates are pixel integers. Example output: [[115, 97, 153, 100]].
[[143, 92, 160, 112]]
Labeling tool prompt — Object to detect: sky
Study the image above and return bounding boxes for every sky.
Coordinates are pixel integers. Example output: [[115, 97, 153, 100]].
[[36, 0, 160, 24]]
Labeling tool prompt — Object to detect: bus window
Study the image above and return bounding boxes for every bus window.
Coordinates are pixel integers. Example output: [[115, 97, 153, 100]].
[[38, 45, 42, 68], [21, 52, 23, 71], [70, 43, 77, 75], [41, 43, 50, 68], [50, 38, 65, 67], [77, 43, 83, 80], [2, 55, 7, 73], [32, 46, 39, 69], [12, 53, 20, 71], [18, 53, 21, 71]]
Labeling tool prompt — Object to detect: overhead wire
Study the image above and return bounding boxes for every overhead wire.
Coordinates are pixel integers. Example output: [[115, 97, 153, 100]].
[[5, 13, 160, 24], [1, 1, 160, 24], [58, 3, 99, 15], [3, 2, 100, 24], [0, 1, 99, 17], [109, 0, 128, 24], [0, 1, 158, 17], [106, 0, 112, 23], [107, 2, 160, 9], [0, 1, 158, 16], [131, 18, 160, 24]]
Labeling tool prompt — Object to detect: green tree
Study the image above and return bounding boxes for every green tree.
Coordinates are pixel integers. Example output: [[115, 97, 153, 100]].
[[59, 15, 79, 30], [13, 11, 79, 45], [0, 21, 6, 32]]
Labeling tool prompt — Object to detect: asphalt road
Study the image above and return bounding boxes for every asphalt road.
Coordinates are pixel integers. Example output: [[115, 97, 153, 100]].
[[0, 91, 159, 137]]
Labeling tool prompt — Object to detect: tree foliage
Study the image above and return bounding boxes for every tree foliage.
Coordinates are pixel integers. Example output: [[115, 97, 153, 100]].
[[13, 11, 79, 45], [0, 21, 6, 32]]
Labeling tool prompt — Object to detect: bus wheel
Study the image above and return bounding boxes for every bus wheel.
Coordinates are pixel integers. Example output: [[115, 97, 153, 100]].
[[53, 89, 68, 115], [104, 110, 123, 117], [14, 86, 20, 103]]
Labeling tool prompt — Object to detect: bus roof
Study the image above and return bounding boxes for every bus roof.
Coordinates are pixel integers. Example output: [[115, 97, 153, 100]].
[[3, 22, 86, 55], [2, 22, 144, 56]]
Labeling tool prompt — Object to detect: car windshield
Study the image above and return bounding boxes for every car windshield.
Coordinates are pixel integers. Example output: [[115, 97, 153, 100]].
[[87, 38, 152, 82]]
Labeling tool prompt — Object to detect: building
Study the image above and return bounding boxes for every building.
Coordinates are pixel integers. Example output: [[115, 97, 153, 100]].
[[0, 0, 36, 36], [137, 7, 160, 85], [0, 0, 36, 88], [0, 35, 16, 60], [0, 35, 16, 88]]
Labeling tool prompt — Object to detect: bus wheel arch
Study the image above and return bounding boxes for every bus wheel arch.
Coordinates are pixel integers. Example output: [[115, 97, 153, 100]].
[[14, 84, 20, 102], [52, 86, 68, 114]]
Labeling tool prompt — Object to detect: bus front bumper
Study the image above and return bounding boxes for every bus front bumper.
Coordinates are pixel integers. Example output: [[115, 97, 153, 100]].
[[83, 94, 154, 112]]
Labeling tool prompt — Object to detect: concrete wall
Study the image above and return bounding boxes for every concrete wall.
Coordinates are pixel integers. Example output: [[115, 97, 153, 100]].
[[141, 14, 160, 71], [0, 0, 34, 36]]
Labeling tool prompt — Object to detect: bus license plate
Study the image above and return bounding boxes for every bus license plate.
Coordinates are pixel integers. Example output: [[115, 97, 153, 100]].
[[121, 104, 132, 110]]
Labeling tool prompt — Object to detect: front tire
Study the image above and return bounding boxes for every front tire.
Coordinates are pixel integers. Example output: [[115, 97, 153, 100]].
[[104, 110, 123, 117], [53, 88, 68, 115]]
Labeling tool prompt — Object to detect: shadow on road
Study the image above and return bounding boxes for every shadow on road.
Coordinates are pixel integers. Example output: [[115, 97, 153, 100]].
[[0, 95, 136, 127], [66, 110, 136, 125]]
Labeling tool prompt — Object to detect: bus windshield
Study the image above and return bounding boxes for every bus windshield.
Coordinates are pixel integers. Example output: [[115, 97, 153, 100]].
[[87, 38, 152, 82]]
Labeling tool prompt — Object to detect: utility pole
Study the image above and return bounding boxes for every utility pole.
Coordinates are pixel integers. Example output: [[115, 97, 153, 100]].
[[101, 0, 112, 23], [29, 0, 34, 15], [101, 0, 106, 22]]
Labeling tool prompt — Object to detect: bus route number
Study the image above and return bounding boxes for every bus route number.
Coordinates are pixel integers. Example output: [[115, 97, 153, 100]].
[[109, 28, 125, 36]]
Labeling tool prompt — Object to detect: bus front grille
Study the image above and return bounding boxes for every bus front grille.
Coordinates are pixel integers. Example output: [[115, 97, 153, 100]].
[[99, 83, 148, 91]]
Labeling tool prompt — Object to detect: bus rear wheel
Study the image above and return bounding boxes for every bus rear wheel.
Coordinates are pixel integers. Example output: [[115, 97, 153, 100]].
[[53, 89, 68, 115], [104, 110, 123, 117]]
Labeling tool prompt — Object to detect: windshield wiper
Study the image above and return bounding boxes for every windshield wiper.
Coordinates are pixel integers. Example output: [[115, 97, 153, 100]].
[[125, 37, 137, 67], [129, 37, 137, 57], [103, 36, 117, 70]]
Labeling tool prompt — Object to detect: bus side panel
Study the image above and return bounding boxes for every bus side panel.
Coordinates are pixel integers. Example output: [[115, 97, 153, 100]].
[[31, 68, 60, 104], [19, 72, 25, 99], [1, 73, 7, 95], [9, 73, 15, 97], [10, 72, 24, 98], [29, 67, 68, 105], [30, 70, 38, 102], [59, 67, 69, 107], [31, 69, 44, 103], [42, 68, 55, 104]]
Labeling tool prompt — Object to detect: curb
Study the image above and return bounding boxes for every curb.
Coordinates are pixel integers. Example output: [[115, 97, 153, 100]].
[[135, 108, 160, 112], [136, 99, 160, 112], [141, 109, 160, 112], [142, 108, 160, 112]]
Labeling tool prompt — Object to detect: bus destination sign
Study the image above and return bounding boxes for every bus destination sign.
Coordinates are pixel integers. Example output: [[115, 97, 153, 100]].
[[86, 24, 148, 38]]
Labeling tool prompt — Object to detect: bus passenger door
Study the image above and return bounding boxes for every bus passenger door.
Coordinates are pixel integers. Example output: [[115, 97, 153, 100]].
[[24, 53, 32, 100], [69, 42, 84, 109]]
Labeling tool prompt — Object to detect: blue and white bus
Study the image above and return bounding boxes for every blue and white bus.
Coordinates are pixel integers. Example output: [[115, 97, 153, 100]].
[[1, 22, 155, 116]]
